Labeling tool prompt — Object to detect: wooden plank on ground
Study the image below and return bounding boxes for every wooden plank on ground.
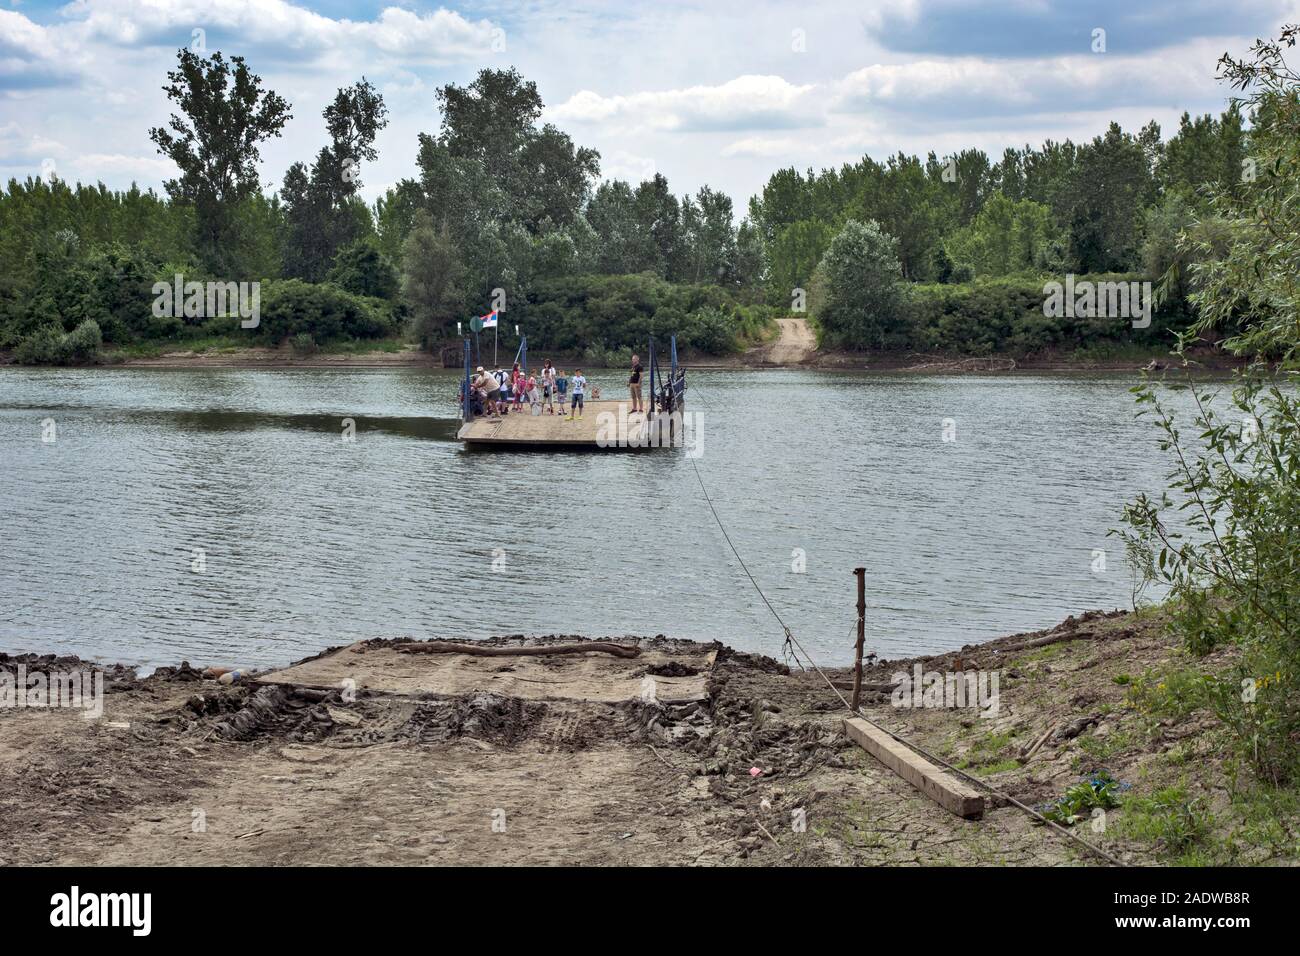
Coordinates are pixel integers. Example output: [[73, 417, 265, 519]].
[[842, 716, 985, 819]]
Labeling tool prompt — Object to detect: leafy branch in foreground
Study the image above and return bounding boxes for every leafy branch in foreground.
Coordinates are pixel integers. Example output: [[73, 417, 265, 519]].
[[1116, 26, 1300, 785], [1113, 369, 1300, 782], [1182, 24, 1300, 362]]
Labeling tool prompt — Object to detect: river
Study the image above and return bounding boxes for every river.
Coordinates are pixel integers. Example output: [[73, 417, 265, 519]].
[[0, 365, 1195, 669]]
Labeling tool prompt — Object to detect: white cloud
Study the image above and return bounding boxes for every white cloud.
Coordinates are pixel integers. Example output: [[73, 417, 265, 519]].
[[720, 135, 809, 158], [381, 70, 428, 97], [830, 47, 1215, 117], [0, 121, 65, 162], [58, 1, 497, 62], [598, 148, 657, 183], [549, 74, 820, 132], [0, 9, 88, 90], [69, 152, 178, 179], [834, 59, 1036, 108]]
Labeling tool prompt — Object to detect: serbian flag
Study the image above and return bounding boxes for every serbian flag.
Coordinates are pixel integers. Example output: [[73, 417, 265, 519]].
[[479, 310, 499, 329]]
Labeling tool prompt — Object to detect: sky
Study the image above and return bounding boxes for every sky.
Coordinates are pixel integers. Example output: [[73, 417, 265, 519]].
[[2, 0, 1298, 214]]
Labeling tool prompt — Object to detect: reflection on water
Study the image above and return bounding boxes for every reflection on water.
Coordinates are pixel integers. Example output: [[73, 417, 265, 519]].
[[2, 404, 461, 441], [0, 365, 1200, 669]]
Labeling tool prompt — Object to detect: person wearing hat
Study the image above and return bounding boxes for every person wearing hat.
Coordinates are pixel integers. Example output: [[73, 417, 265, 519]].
[[474, 366, 500, 414]]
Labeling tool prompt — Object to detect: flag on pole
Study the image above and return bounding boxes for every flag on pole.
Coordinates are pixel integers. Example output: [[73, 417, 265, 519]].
[[480, 310, 499, 329]]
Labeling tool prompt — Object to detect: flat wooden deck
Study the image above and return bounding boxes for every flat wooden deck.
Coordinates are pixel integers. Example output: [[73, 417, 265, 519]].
[[457, 399, 660, 448]]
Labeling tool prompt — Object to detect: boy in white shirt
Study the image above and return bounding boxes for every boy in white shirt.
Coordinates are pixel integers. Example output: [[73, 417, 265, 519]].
[[568, 369, 587, 420]]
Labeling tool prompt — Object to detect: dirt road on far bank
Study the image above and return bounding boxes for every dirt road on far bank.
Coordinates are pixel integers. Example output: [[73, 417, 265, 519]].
[[766, 318, 816, 365]]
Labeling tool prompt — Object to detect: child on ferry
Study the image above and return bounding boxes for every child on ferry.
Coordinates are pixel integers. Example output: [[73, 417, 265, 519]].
[[556, 369, 568, 414]]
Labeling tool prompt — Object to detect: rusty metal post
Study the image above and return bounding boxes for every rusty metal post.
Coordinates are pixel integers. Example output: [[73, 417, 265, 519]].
[[851, 567, 866, 712]]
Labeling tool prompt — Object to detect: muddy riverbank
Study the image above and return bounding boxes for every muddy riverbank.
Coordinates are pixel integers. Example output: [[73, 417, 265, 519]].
[[3, 610, 1289, 866]]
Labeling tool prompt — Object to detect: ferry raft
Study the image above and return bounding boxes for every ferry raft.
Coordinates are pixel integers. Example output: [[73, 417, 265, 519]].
[[456, 335, 689, 451]]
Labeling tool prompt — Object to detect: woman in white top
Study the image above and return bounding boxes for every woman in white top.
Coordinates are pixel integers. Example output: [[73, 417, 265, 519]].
[[541, 360, 557, 414]]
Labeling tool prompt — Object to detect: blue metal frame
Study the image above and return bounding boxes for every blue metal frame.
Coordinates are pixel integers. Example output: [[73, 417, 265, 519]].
[[462, 337, 472, 423], [647, 336, 656, 412]]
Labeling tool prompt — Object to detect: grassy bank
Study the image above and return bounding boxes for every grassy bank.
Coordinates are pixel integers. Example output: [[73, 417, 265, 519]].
[[837, 608, 1300, 866]]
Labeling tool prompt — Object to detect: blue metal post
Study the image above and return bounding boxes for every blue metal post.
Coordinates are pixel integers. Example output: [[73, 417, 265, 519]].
[[521, 335, 527, 375], [648, 337, 656, 414], [670, 334, 678, 413], [463, 337, 472, 423]]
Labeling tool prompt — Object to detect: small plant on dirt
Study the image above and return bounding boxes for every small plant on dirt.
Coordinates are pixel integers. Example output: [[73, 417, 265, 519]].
[[979, 758, 1021, 775], [1223, 781, 1300, 862], [1041, 772, 1123, 826], [1118, 786, 1213, 856], [1124, 666, 1214, 720], [1077, 727, 1136, 763], [955, 728, 1018, 770]]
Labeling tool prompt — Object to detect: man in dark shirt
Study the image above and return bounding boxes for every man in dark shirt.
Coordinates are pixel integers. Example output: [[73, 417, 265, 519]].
[[629, 354, 643, 414]]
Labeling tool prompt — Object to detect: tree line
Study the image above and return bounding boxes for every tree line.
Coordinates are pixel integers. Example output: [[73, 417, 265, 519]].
[[0, 47, 1266, 364]]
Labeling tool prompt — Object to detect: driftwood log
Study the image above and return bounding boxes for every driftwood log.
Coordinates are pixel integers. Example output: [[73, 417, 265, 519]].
[[1052, 713, 1102, 743], [996, 628, 1096, 655], [831, 679, 898, 694], [1017, 723, 1058, 764], [394, 641, 642, 659]]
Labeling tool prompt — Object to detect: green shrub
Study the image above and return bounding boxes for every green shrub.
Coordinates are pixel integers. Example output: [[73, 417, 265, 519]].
[[680, 305, 737, 354], [905, 274, 1187, 357], [290, 332, 318, 356], [515, 273, 750, 355], [14, 319, 102, 365], [579, 343, 633, 368], [1125, 666, 1214, 719], [257, 279, 394, 345], [328, 236, 400, 300], [13, 325, 68, 364], [64, 318, 103, 360], [810, 219, 906, 350]]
